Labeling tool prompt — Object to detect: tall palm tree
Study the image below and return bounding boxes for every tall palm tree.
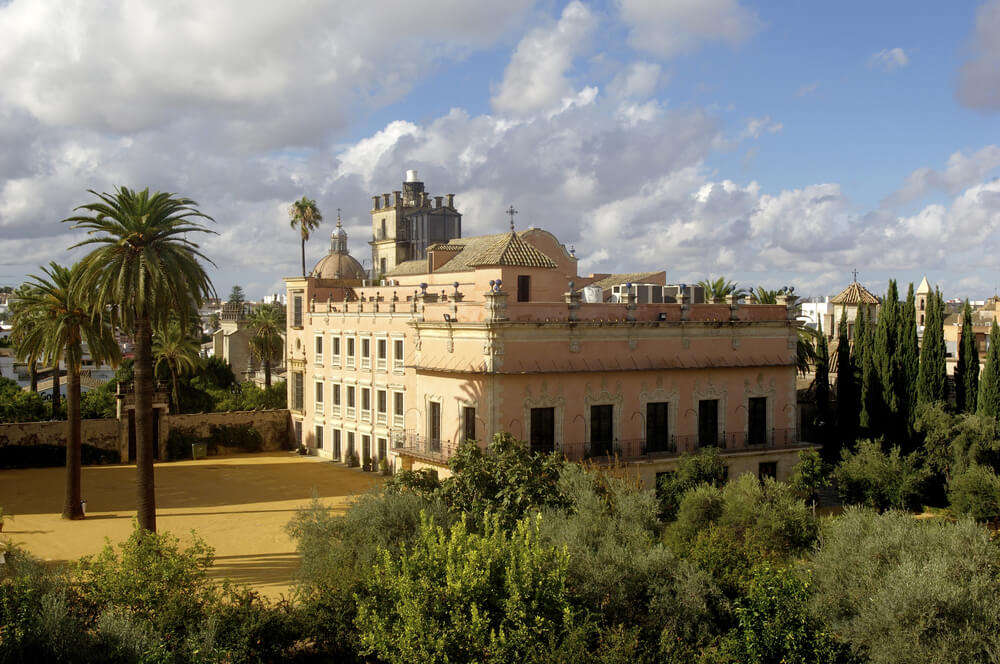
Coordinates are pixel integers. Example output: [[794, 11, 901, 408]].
[[288, 196, 323, 276], [153, 321, 201, 411], [65, 187, 215, 532], [698, 276, 747, 302], [247, 303, 285, 388], [10, 262, 119, 519]]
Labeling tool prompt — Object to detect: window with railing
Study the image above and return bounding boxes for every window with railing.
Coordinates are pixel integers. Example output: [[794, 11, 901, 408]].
[[314, 336, 323, 365], [698, 399, 719, 447], [748, 397, 767, 446], [314, 381, 324, 413], [393, 391, 404, 428], [361, 388, 371, 422], [346, 386, 356, 419], [346, 338, 356, 368], [393, 339, 404, 371], [590, 404, 613, 457], [376, 338, 387, 371], [331, 383, 341, 416], [645, 402, 673, 453], [377, 390, 388, 425], [428, 401, 441, 453], [331, 336, 341, 367], [361, 338, 371, 369], [315, 425, 324, 450]]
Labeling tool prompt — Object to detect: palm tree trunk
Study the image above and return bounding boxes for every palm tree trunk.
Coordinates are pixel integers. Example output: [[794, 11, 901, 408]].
[[29, 361, 37, 392], [301, 236, 306, 277], [264, 359, 271, 389], [134, 315, 157, 532], [171, 367, 180, 414], [51, 362, 61, 419], [63, 365, 83, 519]]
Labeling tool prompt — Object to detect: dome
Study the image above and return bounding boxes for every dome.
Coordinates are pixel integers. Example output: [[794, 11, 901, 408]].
[[310, 213, 367, 280], [311, 252, 366, 280]]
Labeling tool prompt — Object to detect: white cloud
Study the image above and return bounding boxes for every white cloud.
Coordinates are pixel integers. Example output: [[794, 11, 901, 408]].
[[883, 145, 1000, 207], [740, 116, 783, 139], [608, 62, 664, 99], [795, 82, 819, 97], [492, 1, 598, 114], [957, 0, 1000, 110], [616, 0, 762, 58], [868, 47, 910, 72]]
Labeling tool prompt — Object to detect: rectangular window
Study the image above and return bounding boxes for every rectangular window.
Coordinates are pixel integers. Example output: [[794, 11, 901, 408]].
[[333, 429, 342, 460], [314, 382, 324, 409], [758, 461, 777, 482], [393, 392, 404, 427], [314, 336, 323, 363], [292, 372, 304, 411], [347, 385, 356, 409], [361, 338, 371, 369], [361, 387, 371, 413], [748, 397, 767, 446], [332, 337, 341, 364], [377, 390, 387, 413], [346, 337, 356, 368], [517, 275, 531, 302], [294, 420, 302, 447], [362, 435, 371, 467], [332, 384, 341, 406], [377, 437, 387, 460], [377, 339, 387, 359], [530, 407, 555, 453], [393, 339, 404, 369], [698, 399, 719, 447], [646, 402, 671, 453], [429, 401, 441, 452], [293, 296, 303, 327], [590, 405, 613, 457], [463, 406, 476, 442], [347, 431, 355, 459], [315, 425, 324, 450]]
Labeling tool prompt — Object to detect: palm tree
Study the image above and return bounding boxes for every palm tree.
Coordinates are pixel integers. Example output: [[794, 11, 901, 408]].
[[698, 276, 747, 302], [65, 187, 215, 532], [10, 262, 119, 519], [153, 321, 201, 411], [10, 284, 41, 393], [751, 285, 797, 304], [288, 196, 323, 277], [247, 303, 285, 388]]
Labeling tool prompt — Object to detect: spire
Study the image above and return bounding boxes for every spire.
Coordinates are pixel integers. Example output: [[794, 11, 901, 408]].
[[916, 275, 931, 294], [331, 208, 348, 254]]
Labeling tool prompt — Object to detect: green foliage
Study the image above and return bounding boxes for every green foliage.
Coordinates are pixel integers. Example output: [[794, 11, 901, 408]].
[[978, 319, 1000, 419], [0, 443, 118, 469], [833, 440, 927, 511], [698, 276, 746, 301], [835, 309, 858, 448], [723, 565, 854, 664], [810, 508, 1000, 664], [227, 285, 245, 305], [193, 356, 236, 391], [164, 424, 263, 460], [788, 448, 830, 503], [813, 322, 831, 438], [918, 288, 947, 406], [656, 446, 728, 519], [948, 463, 1000, 521], [897, 283, 919, 439], [856, 305, 880, 433], [0, 377, 50, 423], [874, 280, 900, 440], [915, 401, 1000, 477], [442, 433, 566, 529], [954, 301, 980, 413], [355, 512, 578, 664], [80, 382, 116, 419]]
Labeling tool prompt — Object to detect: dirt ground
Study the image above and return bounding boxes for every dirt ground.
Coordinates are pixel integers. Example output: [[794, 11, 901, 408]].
[[0, 452, 383, 598]]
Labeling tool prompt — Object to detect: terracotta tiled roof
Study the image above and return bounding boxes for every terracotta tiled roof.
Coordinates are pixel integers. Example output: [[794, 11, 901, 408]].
[[588, 271, 663, 291], [831, 281, 879, 305], [468, 232, 556, 268], [384, 259, 428, 277], [426, 243, 464, 251]]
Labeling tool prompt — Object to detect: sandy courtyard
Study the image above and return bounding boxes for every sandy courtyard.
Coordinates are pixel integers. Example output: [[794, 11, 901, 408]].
[[0, 452, 383, 598]]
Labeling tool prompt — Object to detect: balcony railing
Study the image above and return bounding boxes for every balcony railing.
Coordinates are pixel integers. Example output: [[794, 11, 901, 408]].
[[376, 358, 387, 372], [376, 411, 388, 426], [346, 406, 356, 419], [361, 357, 371, 370], [393, 358, 404, 371], [315, 401, 324, 414], [392, 414, 404, 428], [393, 432, 462, 463], [331, 404, 341, 417], [361, 409, 372, 423], [346, 356, 356, 368]]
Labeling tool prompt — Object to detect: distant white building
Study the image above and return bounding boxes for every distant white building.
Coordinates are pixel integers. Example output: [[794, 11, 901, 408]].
[[798, 296, 831, 331]]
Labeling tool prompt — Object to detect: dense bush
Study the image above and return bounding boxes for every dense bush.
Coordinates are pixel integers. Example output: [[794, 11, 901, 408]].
[[0, 443, 119, 469], [947, 462, 1000, 521], [80, 383, 117, 419], [356, 512, 578, 664], [0, 377, 51, 423], [833, 439, 927, 511], [656, 446, 728, 519], [809, 508, 1000, 664], [165, 424, 264, 460]]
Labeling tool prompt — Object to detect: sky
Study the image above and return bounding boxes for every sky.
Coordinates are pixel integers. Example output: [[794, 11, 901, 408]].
[[1, 0, 1000, 300]]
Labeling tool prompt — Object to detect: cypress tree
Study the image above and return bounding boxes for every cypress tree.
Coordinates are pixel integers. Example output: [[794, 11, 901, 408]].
[[814, 319, 831, 440], [955, 300, 980, 413], [875, 280, 900, 440], [834, 307, 858, 448], [917, 288, 946, 404], [977, 319, 1000, 419], [897, 283, 919, 437], [858, 304, 881, 433]]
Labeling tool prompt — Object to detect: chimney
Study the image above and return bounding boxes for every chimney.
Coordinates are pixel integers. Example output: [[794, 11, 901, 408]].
[[446, 193, 454, 208], [372, 195, 380, 210], [393, 190, 401, 206], [420, 192, 428, 206], [383, 193, 391, 207], [435, 196, 443, 208]]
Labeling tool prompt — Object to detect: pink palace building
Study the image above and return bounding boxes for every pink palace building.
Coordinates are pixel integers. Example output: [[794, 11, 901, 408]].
[[285, 171, 813, 488]]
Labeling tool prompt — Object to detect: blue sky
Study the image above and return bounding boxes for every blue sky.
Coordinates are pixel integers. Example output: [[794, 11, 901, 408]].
[[1, 0, 999, 298]]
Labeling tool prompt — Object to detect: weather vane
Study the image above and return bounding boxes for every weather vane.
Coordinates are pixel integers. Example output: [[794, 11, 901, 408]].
[[852, 268, 858, 283], [506, 205, 518, 231], [336, 208, 342, 228]]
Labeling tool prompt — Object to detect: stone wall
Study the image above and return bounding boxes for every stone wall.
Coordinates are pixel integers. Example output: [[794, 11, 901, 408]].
[[163, 410, 293, 452], [0, 418, 119, 451]]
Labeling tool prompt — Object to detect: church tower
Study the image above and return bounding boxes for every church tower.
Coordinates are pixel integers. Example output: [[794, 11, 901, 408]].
[[369, 170, 461, 278]]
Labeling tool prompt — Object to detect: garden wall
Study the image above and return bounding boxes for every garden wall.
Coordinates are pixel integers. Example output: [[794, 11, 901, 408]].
[[0, 418, 119, 451], [163, 410, 293, 453]]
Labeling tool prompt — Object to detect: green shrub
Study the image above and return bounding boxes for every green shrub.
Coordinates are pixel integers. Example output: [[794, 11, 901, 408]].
[[833, 439, 927, 511], [207, 424, 263, 454], [809, 508, 1000, 664], [948, 463, 1000, 521], [0, 443, 119, 469], [355, 512, 578, 664], [165, 426, 201, 461], [788, 448, 829, 504], [656, 447, 728, 519], [0, 377, 51, 423], [80, 383, 116, 419]]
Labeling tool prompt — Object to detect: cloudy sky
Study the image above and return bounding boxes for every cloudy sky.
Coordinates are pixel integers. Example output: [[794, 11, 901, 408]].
[[2, 0, 1000, 300]]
